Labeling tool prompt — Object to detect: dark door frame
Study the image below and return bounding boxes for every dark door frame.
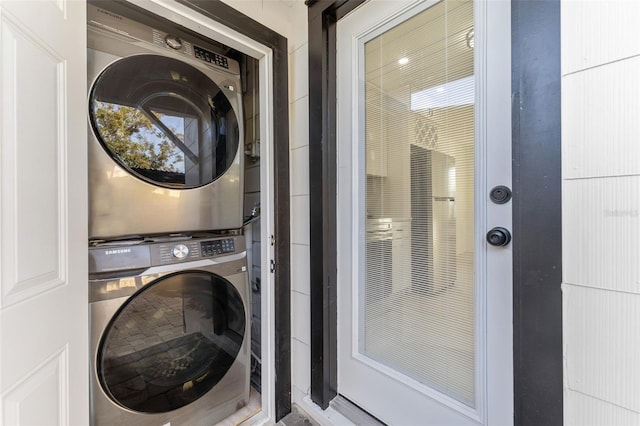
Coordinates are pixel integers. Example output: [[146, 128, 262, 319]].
[[306, 0, 562, 424], [173, 0, 293, 421]]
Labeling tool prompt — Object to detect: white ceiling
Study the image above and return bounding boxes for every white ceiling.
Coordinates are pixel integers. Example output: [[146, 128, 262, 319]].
[[365, 0, 474, 98]]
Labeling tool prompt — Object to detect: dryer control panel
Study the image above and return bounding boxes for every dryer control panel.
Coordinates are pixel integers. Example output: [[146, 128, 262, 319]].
[[87, 4, 240, 75], [193, 46, 229, 69]]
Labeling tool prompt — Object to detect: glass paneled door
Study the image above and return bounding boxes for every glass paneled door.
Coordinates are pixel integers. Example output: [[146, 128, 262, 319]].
[[336, 0, 513, 424]]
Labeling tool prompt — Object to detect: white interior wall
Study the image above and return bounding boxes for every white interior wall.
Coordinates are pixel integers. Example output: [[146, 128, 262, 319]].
[[562, 1, 640, 424], [221, 0, 311, 407]]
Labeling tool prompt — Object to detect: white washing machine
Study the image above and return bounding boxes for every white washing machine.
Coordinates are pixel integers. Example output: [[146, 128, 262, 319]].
[[87, 3, 244, 240], [89, 235, 250, 425]]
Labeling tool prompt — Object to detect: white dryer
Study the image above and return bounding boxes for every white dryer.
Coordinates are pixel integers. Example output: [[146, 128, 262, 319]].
[[87, 4, 244, 240]]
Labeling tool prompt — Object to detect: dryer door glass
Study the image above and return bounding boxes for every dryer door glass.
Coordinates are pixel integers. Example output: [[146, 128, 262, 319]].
[[97, 271, 246, 413], [89, 54, 240, 189]]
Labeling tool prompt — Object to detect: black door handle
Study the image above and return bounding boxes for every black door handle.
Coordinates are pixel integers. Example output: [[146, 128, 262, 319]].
[[486, 227, 511, 247]]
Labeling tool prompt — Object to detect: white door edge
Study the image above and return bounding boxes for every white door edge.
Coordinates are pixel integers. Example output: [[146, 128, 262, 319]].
[[1, 0, 88, 423], [479, 1, 514, 424]]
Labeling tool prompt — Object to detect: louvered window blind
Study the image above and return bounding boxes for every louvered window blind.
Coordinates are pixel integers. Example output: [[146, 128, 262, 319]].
[[361, 0, 476, 406]]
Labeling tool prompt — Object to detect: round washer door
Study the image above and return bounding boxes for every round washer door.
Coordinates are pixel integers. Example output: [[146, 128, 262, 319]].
[[89, 54, 239, 189], [97, 270, 246, 413]]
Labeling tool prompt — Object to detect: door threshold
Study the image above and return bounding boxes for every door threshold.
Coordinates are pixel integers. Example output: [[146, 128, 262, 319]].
[[330, 396, 385, 426], [278, 404, 321, 426], [297, 395, 384, 426], [297, 397, 352, 426]]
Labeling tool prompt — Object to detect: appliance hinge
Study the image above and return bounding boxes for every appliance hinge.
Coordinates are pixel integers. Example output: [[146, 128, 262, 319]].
[[270, 234, 276, 246], [270, 259, 276, 273]]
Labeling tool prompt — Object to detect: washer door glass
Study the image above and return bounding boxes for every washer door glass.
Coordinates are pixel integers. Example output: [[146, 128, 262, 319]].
[[97, 271, 246, 413], [89, 54, 239, 188]]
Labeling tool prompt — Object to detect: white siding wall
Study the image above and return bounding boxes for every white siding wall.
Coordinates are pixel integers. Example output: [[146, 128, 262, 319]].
[[562, 1, 640, 425], [221, 0, 311, 407], [289, 40, 311, 405]]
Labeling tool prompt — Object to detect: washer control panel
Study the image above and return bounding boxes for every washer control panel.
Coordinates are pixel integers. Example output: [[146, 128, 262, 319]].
[[150, 236, 242, 265], [201, 238, 235, 257], [90, 236, 244, 273], [157, 241, 200, 264]]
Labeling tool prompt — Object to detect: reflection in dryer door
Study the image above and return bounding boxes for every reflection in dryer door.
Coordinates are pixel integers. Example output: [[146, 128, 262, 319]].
[[90, 55, 239, 189]]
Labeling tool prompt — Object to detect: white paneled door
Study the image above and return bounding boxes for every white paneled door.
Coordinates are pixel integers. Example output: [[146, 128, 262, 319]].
[[1, 1, 88, 424], [336, 0, 513, 424]]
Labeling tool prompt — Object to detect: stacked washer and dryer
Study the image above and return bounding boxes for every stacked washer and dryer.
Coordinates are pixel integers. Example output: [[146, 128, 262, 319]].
[[87, 3, 251, 425]]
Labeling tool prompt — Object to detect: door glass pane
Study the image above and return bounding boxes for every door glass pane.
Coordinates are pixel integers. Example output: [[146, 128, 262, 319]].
[[362, 0, 475, 406], [97, 271, 245, 413], [90, 54, 239, 188]]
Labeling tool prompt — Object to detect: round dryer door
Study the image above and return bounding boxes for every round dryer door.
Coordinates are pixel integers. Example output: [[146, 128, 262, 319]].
[[97, 270, 246, 413], [89, 54, 239, 189]]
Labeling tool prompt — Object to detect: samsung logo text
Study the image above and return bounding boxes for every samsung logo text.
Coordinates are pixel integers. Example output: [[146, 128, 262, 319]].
[[105, 248, 132, 255]]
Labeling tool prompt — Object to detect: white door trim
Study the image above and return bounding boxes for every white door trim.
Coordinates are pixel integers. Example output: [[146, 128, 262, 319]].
[[126, 0, 277, 421]]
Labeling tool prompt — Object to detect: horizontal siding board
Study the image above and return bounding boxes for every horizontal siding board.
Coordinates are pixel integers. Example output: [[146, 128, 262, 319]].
[[564, 284, 640, 412]]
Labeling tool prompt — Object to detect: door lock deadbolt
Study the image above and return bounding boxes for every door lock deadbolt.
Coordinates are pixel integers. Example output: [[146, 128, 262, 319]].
[[486, 227, 512, 247], [490, 185, 512, 204]]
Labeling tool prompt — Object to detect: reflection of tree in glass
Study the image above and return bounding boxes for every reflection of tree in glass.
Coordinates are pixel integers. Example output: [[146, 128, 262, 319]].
[[94, 102, 184, 172]]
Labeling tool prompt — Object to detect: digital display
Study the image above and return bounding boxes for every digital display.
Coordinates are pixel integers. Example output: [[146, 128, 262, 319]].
[[201, 239, 235, 256], [194, 46, 229, 69]]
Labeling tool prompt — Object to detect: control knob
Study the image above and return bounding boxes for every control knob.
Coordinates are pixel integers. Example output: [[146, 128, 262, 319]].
[[172, 244, 189, 259], [165, 34, 183, 50]]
